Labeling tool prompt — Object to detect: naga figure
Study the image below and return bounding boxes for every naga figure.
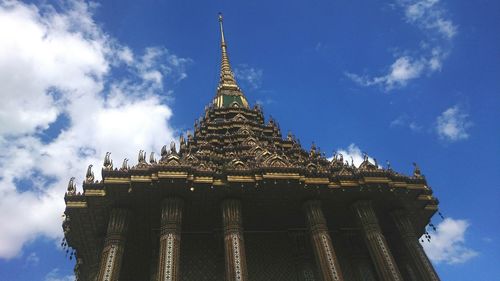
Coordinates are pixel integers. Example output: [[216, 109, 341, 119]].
[[67, 177, 76, 195], [103, 152, 113, 170], [85, 165, 94, 183]]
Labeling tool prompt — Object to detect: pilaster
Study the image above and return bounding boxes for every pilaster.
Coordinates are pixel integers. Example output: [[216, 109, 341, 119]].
[[222, 199, 248, 281], [157, 197, 184, 281], [97, 208, 130, 281], [391, 210, 440, 281], [352, 200, 403, 281], [303, 200, 344, 281]]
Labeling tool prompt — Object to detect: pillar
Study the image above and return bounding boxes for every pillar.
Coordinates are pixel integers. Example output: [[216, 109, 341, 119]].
[[352, 201, 403, 281], [97, 208, 130, 281], [222, 199, 248, 281], [157, 197, 184, 281], [304, 200, 344, 281], [391, 210, 440, 281]]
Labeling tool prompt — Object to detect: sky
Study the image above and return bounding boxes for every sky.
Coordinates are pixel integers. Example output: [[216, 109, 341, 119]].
[[0, 0, 498, 280]]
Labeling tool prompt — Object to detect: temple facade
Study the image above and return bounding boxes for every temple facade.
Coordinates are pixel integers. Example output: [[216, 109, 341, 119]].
[[63, 14, 440, 281]]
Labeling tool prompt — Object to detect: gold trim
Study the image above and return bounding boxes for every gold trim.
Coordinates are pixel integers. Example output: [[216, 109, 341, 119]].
[[84, 189, 105, 196], [158, 171, 188, 179], [407, 184, 426, 190], [339, 180, 358, 187], [304, 177, 330, 184], [227, 175, 255, 183], [417, 195, 433, 200], [262, 173, 301, 179], [193, 177, 214, 184], [67, 201, 87, 208], [104, 177, 130, 184], [363, 177, 390, 183], [424, 204, 438, 210], [131, 175, 152, 182], [391, 182, 408, 188]]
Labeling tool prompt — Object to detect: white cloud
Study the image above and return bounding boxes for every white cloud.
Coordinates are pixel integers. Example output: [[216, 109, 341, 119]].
[[25, 252, 40, 266], [403, 0, 457, 39], [390, 114, 422, 132], [333, 143, 378, 167], [436, 105, 472, 141], [346, 0, 456, 90], [422, 218, 478, 264], [234, 64, 263, 90], [44, 268, 74, 281], [0, 0, 189, 259]]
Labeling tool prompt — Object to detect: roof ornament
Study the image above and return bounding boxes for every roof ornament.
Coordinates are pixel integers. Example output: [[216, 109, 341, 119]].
[[85, 164, 94, 184], [138, 150, 146, 164], [413, 162, 424, 179], [121, 158, 129, 171], [214, 13, 248, 108], [67, 177, 76, 195], [170, 141, 177, 154], [103, 152, 113, 170], [161, 145, 168, 157], [149, 152, 157, 164], [386, 160, 392, 170]]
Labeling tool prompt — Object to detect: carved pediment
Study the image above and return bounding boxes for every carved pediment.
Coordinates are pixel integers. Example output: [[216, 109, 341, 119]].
[[244, 136, 258, 147], [160, 154, 181, 166], [182, 154, 199, 165], [262, 153, 290, 168], [233, 113, 247, 122], [228, 159, 250, 170]]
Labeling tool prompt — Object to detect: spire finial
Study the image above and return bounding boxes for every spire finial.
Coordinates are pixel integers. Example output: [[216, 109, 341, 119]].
[[218, 12, 225, 46], [213, 13, 249, 108]]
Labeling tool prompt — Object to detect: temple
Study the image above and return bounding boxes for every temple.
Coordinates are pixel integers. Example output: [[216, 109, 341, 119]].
[[63, 14, 441, 281]]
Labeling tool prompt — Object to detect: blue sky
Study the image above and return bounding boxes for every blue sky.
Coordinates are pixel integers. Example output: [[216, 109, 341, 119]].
[[0, 0, 498, 280]]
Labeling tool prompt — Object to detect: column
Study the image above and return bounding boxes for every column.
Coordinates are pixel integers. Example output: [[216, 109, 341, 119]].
[[97, 208, 130, 281], [391, 210, 440, 281], [157, 197, 184, 281], [222, 199, 248, 281], [303, 200, 344, 281], [352, 200, 403, 281]]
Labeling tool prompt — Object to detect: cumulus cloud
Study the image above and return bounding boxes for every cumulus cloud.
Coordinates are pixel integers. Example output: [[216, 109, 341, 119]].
[[0, 0, 189, 259], [234, 64, 263, 90], [422, 218, 478, 264], [346, 0, 456, 90], [436, 105, 472, 141]]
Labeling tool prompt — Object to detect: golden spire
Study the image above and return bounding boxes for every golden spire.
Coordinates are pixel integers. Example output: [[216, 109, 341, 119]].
[[214, 13, 248, 108]]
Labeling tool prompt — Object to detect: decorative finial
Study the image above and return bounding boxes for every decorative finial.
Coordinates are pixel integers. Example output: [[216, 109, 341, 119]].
[[170, 141, 177, 154], [214, 12, 248, 108], [386, 160, 392, 170], [121, 158, 128, 170], [85, 165, 94, 184], [149, 152, 157, 164], [67, 177, 76, 195], [103, 152, 113, 170], [138, 150, 146, 163], [413, 162, 423, 178]]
